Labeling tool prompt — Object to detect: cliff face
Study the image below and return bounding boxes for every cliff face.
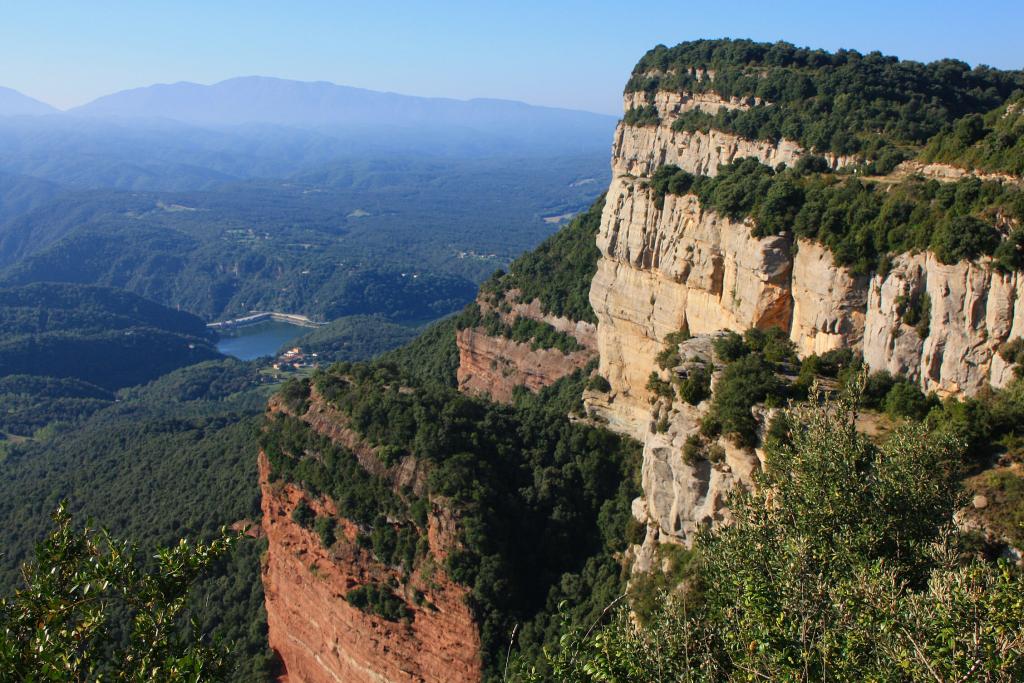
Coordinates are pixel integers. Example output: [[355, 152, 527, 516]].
[[456, 290, 597, 403], [260, 393, 481, 683], [588, 91, 1024, 548]]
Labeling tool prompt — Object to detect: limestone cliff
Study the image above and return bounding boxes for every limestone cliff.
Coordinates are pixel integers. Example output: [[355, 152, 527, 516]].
[[260, 391, 481, 683], [588, 90, 1024, 551]]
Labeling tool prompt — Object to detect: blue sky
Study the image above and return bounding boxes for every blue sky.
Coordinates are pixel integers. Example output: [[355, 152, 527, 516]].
[[2, 1, 1021, 113]]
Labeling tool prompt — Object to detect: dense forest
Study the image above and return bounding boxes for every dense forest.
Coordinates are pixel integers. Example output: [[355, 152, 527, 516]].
[[481, 197, 605, 323], [626, 38, 1024, 167], [265, 358, 641, 681], [0, 282, 222, 437], [0, 359, 274, 680]]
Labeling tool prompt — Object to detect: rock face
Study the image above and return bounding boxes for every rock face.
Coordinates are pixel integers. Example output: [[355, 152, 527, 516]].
[[589, 91, 1024, 550], [456, 291, 597, 403], [863, 252, 1024, 396], [260, 396, 481, 683], [617, 91, 855, 179]]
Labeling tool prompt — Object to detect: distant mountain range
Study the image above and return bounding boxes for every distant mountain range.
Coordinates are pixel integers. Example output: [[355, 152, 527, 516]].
[[0, 77, 615, 144], [67, 76, 614, 130], [0, 77, 617, 188], [0, 87, 57, 117]]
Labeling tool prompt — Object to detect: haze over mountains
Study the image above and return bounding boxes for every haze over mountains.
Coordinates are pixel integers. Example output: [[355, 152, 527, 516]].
[[0, 77, 617, 183], [0, 76, 612, 323], [70, 76, 614, 131]]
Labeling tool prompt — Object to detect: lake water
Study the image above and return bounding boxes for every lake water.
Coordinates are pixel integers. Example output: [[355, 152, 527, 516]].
[[215, 320, 309, 360]]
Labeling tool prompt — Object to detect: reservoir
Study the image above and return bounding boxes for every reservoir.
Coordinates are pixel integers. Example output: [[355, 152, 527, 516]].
[[216, 320, 309, 360]]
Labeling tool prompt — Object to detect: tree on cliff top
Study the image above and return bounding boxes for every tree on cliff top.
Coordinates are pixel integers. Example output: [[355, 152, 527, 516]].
[[0, 504, 235, 682], [525, 382, 1024, 681]]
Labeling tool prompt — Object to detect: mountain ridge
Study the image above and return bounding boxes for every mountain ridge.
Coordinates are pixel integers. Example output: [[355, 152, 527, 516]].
[[0, 86, 58, 117]]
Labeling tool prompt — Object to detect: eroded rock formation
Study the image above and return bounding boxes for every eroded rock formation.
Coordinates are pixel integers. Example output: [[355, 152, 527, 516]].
[[260, 393, 481, 683], [456, 290, 597, 403]]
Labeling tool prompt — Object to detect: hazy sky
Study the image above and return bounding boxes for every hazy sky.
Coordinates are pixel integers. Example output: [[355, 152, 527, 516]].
[[2, 0, 1022, 113]]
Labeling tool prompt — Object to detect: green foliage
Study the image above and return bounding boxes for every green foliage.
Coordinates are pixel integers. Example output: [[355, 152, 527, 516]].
[[742, 327, 797, 365], [629, 38, 1024, 160], [622, 105, 660, 127], [278, 377, 311, 414], [0, 359, 276, 682], [1, 157, 608, 323], [260, 413, 403, 528], [922, 95, 1024, 175], [586, 374, 611, 393], [292, 315, 420, 364], [704, 353, 779, 447], [676, 365, 711, 406], [528, 386, 1024, 682], [1000, 337, 1024, 374], [377, 315, 462, 389], [926, 375, 1024, 468], [345, 584, 411, 622], [884, 379, 935, 420], [627, 544, 699, 626], [484, 198, 605, 324], [649, 165, 695, 209], [933, 215, 1002, 264], [898, 291, 932, 337], [711, 331, 748, 362], [0, 375, 113, 436], [0, 282, 220, 391], [0, 504, 234, 681], [654, 157, 1024, 274], [682, 434, 705, 466], [645, 372, 674, 401], [291, 500, 315, 528], [654, 326, 691, 369], [971, 469, 1024, 549]]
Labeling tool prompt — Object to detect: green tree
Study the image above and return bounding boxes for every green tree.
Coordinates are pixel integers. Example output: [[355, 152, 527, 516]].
[[0, 504, 234, 682]]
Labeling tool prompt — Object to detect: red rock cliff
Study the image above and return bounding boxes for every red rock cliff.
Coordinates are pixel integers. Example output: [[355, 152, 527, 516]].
[[456, 290, 597, 402], [259, 393, 482, 683]]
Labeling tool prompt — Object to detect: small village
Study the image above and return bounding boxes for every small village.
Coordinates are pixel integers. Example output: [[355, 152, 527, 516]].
[[271, 346, 319, 373]]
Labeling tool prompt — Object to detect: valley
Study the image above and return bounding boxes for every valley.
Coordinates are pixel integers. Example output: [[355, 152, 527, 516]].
[[1, 26, 1023, 683]]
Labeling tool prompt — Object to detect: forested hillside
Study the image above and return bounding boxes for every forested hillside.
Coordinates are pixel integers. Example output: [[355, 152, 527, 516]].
[[0, 282, 221, 438], [0, 156, 608, 321]]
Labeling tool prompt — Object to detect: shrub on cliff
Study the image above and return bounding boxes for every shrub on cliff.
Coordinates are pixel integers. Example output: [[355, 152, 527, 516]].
[[702, 353, 779, 447], [485, 197, 605, 324], [524, 384, 1024, 682], [650, 158, 1024, 274]]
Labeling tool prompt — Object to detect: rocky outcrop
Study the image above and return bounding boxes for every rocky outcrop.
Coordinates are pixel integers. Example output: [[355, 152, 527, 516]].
[[456, 328, 594, 403], [623, 335, 764, 552], [456, 291, 597, 403], [260, 396, 481, 683], [586, 184, 793, 435], [590, 91, 1024, 554], [789, 240, 869, 357]]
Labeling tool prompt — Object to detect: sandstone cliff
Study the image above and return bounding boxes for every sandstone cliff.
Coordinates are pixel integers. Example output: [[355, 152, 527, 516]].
[[260, 392, 481, 683], [456, 290, 597, 403]]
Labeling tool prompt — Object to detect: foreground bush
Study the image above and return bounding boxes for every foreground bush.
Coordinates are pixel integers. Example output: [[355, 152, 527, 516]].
[[0, 504, 234, 681], [524, 381, 1024, 681]]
